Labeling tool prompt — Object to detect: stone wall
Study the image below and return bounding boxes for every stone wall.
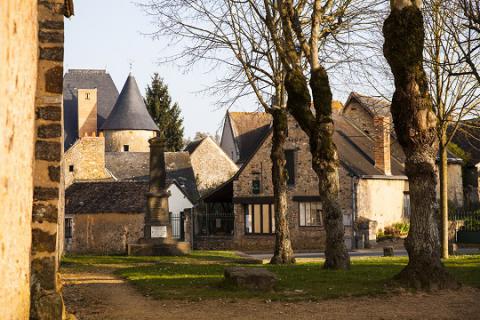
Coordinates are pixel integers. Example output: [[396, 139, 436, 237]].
[[31, 1, 67, 318], [434, 163, 464, 207], [0, 0, 38, 318], [342, 100, 374, 135], [77, 88, 97, 137], [231, 116, 353, 251], [64, 135, 112, 187], [191, 137, 238, 193], [66, 213, 144, 254], [104, 129, 156, 152]]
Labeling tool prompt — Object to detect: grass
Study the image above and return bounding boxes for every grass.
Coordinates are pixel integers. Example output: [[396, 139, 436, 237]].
[[61, 251, 480, 301]]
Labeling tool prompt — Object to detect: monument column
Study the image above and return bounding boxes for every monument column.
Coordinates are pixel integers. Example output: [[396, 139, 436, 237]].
[[144, 136, 171, 240]]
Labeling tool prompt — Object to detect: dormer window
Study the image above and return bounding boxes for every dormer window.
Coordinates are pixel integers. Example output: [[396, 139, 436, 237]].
[[123, 145, 129, 152]]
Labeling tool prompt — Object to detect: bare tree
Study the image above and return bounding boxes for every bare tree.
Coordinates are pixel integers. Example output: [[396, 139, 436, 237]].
[[141, 0, 295, 263], [257, 0, 368, 269], [423, 0, 480, 259], [383, 0, 459, 289]]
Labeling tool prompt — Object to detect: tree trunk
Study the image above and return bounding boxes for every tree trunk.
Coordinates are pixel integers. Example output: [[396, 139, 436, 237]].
[[439, 132, 449, 259], [270, 107, 296, 264], [383, 4, 458, 289], [284, 66, 350, 270]]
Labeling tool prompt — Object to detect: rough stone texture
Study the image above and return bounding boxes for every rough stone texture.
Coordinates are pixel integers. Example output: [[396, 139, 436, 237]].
[[36, 140, 62, 161], [31, 1, 66, 318], [0, 1, 38, 318], [230, 116, 353, 251], [66, 213, 144, 255], [224, 267, 277, 291], [33, 203, 59, 223], [38, 123, 62, 138], [36, 105, 62, 121], [64, 136, 113, 188], [45, 65, 63, 93], [103, 129, 156, 152], [189, 137, 238, 193]]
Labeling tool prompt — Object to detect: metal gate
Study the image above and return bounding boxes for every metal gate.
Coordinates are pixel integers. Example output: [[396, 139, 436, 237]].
[[451, 210, 480, 244], [170, 212, 185, 240]]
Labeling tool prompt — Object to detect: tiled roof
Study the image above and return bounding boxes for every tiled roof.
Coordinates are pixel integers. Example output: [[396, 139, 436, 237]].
[[66, 181, 148, 214], [346, 92, 391, 118], [105, 152, 150, 181], [63, 69, 119, 149], [228, 111, 272, 163], [101, 74, 159, 131], [184, 138, 205, 154], [104, 151, 199, 202]]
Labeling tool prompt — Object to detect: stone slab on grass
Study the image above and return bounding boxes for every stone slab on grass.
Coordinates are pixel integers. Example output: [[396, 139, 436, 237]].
[[224, 267, 277, 291]]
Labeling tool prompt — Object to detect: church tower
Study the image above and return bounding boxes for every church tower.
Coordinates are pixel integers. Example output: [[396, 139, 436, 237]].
[[101, 73, 159, 152]]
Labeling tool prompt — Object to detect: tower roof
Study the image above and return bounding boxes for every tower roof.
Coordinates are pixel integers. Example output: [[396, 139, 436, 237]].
[[101, 74, 159, 131]]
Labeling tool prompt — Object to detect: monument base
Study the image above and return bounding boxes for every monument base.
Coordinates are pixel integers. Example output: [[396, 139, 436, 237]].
[[128, 239, 191, 256]]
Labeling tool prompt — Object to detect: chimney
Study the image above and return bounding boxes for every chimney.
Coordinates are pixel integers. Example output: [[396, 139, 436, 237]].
[[78, 88, 98, 138], [374, 116, 391, 175]]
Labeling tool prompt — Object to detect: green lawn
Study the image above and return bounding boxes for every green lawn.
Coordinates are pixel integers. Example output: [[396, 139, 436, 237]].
[[62, 252, 480, 301]]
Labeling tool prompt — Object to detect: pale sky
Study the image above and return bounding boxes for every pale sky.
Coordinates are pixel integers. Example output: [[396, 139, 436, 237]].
[[64, 0, 375, 139], [64, 0, 253, 138]]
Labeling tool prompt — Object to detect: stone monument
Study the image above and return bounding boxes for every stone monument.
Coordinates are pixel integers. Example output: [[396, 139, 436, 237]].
[[128, 136, 190, 256]]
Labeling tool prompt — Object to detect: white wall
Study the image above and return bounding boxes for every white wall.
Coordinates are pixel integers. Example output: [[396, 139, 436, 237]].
[[168, 183, 193, 216]]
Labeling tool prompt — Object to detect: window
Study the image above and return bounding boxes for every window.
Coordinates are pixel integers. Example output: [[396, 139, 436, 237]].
[[65, 218, 73, 239], [403, 192, 411, 219], [252, 180, 260, 194], [85, 92, 90, 100], [245, 204, 275, 234], [68, 165, 74, 172], [299, 202, 323, 227], [123, 145, 129, 152], [285, 150, 295, 185]]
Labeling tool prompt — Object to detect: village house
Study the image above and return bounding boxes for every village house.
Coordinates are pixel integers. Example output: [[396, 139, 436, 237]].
[[185, 136, 239, 194], [62, 70, 200, 254], [198, 96, 465, 251]]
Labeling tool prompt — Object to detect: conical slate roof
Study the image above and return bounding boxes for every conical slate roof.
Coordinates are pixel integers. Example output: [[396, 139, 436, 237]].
[[101, 74, 159, 131]]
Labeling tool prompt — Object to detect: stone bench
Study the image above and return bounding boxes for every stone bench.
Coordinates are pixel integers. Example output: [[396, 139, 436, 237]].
[[224, 267, 277, 291]]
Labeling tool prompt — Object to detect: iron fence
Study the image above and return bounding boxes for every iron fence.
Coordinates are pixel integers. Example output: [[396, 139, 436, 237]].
[[449, 208, 480, 244], [195, 211, 234, 237], [170, 213, 184, 240]]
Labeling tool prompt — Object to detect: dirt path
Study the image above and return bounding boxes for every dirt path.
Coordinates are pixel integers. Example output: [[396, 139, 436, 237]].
[[63, 268, 480, 320]]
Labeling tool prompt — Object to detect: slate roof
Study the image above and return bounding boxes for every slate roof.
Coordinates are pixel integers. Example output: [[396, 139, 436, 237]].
[[63, 69, 119, 149], [345, 92, 391, 118], [184, 138, 205, 154], [65, 181, 148, 214], [104, 151, 199, 202], [105, 152, 150, 181], [228, 111, 272, 163], [101, 74, 159, 131], [165, 152, 200, 202]]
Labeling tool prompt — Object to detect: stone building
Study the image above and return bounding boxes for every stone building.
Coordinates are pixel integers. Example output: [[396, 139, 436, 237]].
[[65, 182, 147, 254], [101, 74, 159, 152], [1, 0, 73, 318], [64, 151, 199, 254], [199, 99, 465, 251], [64, 69, 119, 149], [343, 92, 465, 207], [185, 136, 238, 194]]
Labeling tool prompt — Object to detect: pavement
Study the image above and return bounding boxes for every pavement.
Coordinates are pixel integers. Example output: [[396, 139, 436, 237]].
[[249, 248, 407, 260], [248, 247, 479, 260]]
